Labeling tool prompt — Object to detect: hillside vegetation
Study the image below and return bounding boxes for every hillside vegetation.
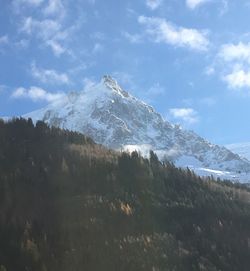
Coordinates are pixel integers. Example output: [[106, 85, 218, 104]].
[[0, 118, 250, 271]]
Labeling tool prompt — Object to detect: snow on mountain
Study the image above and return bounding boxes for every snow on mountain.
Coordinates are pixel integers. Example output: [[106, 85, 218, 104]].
[[17, 75, 250, 182], [226, 143, 250, 161], [0, 116, 11, 122]]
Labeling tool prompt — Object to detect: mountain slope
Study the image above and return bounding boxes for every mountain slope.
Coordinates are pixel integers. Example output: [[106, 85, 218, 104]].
[[226, 142, 250, 161], [1, 119, 250, 271], [23, 75, 250, 181]]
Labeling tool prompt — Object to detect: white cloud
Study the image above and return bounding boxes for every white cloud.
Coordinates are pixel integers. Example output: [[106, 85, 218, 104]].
[[219, 42, 250, 63], [138, 16, 209, 51], [223, 68, 250, 89], [21, 17, 68, 56], [218, 42, 250, 90], [12, 86, 64, 102], [186, 0, 210, 9], [169, 108, 199, 124], [31, 62, 70, 84], [146, 0, 162, 10], [21, 17, 61, 38]]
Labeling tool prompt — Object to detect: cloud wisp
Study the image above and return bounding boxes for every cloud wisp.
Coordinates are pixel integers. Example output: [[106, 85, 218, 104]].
[[123, 32, 142, 44], [223, 68, 250, 89], [17, 0, 71, 57], [12, 86, 65, 102], [43, 0, 65, 18], [138, 16, 209, 51], [31, 62, 70, 85], [146, 0, 162, 10], [219, 42, 250, 63], [169, 108, 199, 124], [186, 0, 210, 9], [20, 16, 68, 56], [218, 42, 250, 89]]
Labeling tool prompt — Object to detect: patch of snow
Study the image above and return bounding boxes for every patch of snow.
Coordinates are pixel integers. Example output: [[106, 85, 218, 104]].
[[175, 155, 203, 168]]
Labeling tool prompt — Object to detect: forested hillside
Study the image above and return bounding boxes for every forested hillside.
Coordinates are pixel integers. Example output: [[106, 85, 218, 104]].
[[0, 118, 250, 271]]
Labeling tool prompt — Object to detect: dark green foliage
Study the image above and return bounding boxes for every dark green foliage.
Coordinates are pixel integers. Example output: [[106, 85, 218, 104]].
[[0, 118, 250, 270]]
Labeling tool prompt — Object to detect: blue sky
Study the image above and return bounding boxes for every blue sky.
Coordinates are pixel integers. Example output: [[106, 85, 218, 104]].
[[1, 0, 250, 145]]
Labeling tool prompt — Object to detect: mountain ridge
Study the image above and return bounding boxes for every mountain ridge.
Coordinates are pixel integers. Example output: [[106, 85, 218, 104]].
[[9, 75, 250, 182], [226, 142, 250, 161]]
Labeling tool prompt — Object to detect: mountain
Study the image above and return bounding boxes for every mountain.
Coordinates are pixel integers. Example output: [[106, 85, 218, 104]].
[[226, 142, 250, 161], [22, 75, 250, 181]]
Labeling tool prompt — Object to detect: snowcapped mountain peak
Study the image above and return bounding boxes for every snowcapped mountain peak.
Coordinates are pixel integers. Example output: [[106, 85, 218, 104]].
[[102, 75, 130, 98], [102, 75, 118, 87], [21, 76, 250, 182]]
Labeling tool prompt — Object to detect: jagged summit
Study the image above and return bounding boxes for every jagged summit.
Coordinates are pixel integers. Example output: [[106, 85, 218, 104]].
[[64, 75, 128, 104], [22, 76, 250, 182], [102, 75, 130, 98], [102, 75, 120, 91]]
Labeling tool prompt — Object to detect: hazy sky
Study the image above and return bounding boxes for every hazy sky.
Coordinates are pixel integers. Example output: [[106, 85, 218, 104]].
[[1, 0, 250, 145]]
